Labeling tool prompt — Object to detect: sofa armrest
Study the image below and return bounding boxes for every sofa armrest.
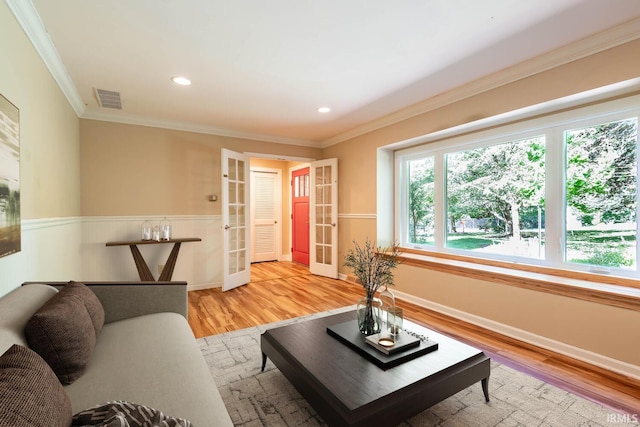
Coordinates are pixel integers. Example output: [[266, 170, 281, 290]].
[[22, 281, 188, 323]]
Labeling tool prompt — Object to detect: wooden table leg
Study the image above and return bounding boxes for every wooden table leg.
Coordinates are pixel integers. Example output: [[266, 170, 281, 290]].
[[481, 377, 490, 402], [158, 242, 182, 281], [130, 245, 155, 281]]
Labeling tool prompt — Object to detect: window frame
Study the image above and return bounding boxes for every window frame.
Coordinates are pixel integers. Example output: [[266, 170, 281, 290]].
[[395, 94, 640, 279]]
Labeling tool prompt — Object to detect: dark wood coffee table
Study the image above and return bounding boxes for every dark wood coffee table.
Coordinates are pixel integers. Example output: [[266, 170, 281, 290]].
[[261, 311, 490, 427]]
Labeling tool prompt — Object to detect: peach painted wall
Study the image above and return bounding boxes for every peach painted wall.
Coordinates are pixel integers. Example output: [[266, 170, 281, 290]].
[[80, 120, 320, 217]]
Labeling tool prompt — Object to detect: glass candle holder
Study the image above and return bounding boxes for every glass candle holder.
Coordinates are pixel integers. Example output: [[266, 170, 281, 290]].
[[160, 217, 172, 240], [377, 333, 395, 347], [378, 285, 395, 316], [387, 306, 403, 335], [141, 220, 152, 240]]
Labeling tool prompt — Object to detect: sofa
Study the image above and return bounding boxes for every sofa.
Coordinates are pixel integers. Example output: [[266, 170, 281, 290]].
[[0, 281, 233, 426]]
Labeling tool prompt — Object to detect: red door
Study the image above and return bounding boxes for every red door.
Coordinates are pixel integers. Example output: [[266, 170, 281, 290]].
[[292, 167, 310, 266]]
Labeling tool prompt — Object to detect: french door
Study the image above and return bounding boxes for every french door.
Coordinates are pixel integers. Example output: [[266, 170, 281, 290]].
[[309, 158, 338, 278], [222, 149, 250, 291]]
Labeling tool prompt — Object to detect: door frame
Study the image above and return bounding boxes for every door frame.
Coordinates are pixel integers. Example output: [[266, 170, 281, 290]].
[[245, 152, 315, 266]]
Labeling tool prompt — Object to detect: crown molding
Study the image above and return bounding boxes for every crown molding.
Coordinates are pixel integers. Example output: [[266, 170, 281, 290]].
[[6, 0, 85, 116], [80, 110, 321, 148], [320, 16, 640, 148]]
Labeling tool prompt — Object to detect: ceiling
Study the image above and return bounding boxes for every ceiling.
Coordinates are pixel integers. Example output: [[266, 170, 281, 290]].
[[10, 0, 640, 146]]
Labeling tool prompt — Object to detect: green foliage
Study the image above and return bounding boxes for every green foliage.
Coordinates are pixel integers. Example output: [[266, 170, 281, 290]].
[[566, 119, 637, 225], [566, 229, 636, 244], [408, 158, 435, 242], [571, 250, 634, 268], [446, 236, 497, 250], [445, 136, 546, 239], [566, 229, 635, 268]]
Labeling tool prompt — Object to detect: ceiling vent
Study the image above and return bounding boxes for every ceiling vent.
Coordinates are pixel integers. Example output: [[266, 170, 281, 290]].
[[94, 88, 122, 109]]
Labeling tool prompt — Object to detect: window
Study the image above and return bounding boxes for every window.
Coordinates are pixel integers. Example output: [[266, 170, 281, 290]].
[[565, 118, 638, 270], [446, 136, 545, 258], [407, 156, 435, 246], [396, 95, 640, 278]]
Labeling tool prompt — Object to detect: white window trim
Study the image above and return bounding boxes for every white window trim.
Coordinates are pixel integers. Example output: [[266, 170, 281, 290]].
[[394, 90, 640, 279]]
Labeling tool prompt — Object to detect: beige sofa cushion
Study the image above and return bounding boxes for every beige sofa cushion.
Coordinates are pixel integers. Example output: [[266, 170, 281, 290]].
[[65, 312, 233, 427], [0, 344, 72, 427]]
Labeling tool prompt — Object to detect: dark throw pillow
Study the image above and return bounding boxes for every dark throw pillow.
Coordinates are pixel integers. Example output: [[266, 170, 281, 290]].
[[66, 281, 105, 336], [25, 282, 105, 385], [0, 344, 73, 427]]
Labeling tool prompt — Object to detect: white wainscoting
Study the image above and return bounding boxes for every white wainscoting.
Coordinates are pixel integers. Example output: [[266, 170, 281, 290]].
[[0, 217, 83, 297], [81, 216, 223, 290]]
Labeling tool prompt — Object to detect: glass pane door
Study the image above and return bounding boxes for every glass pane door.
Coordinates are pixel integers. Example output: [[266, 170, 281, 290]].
[[310, 158, 338, 278], [222, 149, 250, 291]]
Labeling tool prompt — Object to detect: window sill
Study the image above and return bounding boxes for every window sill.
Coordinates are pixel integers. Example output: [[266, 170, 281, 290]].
[[398, 248, 640, 311]]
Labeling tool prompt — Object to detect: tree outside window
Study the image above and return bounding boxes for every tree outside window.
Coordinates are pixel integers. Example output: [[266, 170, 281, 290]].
[[565, 118, 638, 269], [445, 137, 546, 258], [408, 157, 435, 245]]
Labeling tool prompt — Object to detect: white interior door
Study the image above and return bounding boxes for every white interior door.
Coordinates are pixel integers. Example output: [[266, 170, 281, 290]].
[[250, 168, 281, 262], [310, 158, 338, 278], [222, 149, 250, 291]]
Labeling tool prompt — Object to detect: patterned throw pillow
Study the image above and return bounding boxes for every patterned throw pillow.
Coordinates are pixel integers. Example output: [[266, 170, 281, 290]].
[[73, 401, 192, 427], [25, 282, 105, 385], [0, 344, 73, 427]]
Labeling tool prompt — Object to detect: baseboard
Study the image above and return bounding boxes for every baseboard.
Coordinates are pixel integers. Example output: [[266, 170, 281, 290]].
[[393, 289, 640, 381], [188, 282, 221, 291]]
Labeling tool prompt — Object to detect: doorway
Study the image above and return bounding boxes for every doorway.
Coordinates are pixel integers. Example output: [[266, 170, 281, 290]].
[[223, 154, 336, 290]]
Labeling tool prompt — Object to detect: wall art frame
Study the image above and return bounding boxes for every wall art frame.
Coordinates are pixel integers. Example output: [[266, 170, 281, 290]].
[[0, 93, 20, 258]]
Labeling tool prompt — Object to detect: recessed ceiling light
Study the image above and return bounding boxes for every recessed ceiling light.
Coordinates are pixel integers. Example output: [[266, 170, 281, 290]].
[[171, 76, 191, 86], [317, 107, 331, 113]]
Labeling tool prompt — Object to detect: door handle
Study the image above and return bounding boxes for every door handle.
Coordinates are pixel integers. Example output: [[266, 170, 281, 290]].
[[224, 225, 230, 230], [331, 223, 336, 227]]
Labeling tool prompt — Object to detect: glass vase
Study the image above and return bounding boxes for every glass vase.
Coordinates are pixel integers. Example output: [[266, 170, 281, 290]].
[[356, 293, 382, 336]]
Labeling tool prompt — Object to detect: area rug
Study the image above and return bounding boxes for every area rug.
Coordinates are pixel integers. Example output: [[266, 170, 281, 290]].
[[198, 307, 632, 427]]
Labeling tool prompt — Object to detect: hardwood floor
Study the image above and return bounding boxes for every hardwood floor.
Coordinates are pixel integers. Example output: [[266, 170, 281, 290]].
[[188, 261, 640, 416]]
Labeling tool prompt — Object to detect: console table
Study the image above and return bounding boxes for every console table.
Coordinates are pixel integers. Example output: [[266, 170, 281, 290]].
[[106, 238, 201, 281]]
